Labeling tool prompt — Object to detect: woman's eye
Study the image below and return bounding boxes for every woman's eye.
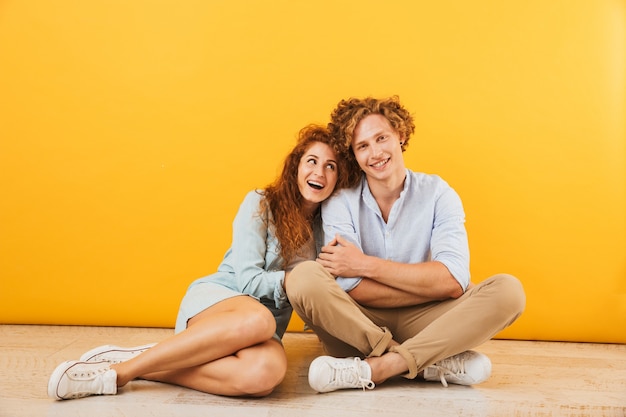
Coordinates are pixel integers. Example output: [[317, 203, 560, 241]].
[[326, 163, 336, 171]]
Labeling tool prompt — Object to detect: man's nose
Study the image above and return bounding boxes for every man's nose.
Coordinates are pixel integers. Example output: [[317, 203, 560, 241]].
[[370, 143, 383, 157]]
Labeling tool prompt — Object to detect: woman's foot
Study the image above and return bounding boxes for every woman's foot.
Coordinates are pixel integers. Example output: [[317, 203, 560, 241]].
[[48, 360, 117, 400]]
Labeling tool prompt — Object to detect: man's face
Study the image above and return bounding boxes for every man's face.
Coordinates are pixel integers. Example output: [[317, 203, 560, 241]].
[[351, 114, 405, 182]]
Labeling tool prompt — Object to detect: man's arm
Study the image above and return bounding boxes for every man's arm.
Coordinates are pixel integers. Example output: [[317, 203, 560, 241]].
[[317, 235, 464, 307], [347, 260, 464, 307]]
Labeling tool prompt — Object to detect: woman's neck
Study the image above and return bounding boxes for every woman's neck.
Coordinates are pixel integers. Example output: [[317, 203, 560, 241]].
[[302, 201, 320, 219]]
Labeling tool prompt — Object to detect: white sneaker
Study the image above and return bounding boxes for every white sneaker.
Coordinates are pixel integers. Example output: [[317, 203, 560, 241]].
[[308, 356, 375, 393], [48, 361, 117, 400], [80, 343, 156, 364], [423, 351, 492, 387]]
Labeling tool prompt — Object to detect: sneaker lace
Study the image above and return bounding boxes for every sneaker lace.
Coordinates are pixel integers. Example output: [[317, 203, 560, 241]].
[[66, 366, 114, 399], [329, 358, 375, 391], [430, 353, 469, 388]]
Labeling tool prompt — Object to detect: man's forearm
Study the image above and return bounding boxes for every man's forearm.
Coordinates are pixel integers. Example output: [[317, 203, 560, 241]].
[[348, 279, 438, 307], [353, 257, 464, 304]]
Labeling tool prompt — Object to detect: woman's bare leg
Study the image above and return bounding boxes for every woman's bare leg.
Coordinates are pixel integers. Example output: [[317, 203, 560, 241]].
[[144, 338, 287, 396], [109, 295, 286, 396]]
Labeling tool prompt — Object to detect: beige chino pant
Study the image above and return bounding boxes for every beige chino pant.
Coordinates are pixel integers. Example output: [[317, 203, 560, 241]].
[[286, 261, 526, 379]]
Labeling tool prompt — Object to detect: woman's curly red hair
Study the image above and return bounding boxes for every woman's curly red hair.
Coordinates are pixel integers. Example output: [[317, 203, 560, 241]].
[[259, 124, 355, 266]]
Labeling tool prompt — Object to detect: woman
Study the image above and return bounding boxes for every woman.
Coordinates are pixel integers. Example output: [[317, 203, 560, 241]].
[[48, 124, 353, 400]]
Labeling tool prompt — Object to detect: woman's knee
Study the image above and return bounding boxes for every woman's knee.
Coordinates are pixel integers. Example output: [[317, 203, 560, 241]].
[[242, 304, 277, 340], [233, 343, 287, 396], [206, 297, 276, 341]]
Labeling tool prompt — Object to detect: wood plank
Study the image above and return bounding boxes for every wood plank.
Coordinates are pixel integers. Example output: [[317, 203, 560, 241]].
[[1, 325, 624, 416]]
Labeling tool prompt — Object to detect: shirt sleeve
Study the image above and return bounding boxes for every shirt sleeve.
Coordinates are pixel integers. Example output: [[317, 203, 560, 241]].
[[430, 185, 471, 290], [321, 189, 364, 292], [229, 191, 289, 309]]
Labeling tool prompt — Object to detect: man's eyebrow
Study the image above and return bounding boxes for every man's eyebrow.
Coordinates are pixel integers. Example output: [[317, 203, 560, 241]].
[[354, 129, 387, 145]]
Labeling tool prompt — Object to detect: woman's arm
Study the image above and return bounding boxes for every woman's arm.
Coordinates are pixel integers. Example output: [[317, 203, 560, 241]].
[[229, 191, 288, 309]]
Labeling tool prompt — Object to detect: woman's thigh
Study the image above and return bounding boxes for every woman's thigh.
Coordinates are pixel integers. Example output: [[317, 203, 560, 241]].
[[187, 294, 267, 327]]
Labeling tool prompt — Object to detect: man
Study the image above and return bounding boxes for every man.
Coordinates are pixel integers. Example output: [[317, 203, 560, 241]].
[[285, 96, 526, 393]]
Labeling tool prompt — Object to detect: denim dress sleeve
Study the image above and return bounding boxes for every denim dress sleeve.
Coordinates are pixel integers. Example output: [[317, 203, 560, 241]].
[[227, 190, 289, 310]]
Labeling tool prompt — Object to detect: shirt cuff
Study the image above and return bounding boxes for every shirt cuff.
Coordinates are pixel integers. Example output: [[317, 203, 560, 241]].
[[336, 277, 362, 292], [274, 272, 290, 309]]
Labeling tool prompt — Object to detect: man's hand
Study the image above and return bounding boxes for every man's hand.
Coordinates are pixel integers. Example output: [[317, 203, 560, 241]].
[[316, 234, 367, 278]]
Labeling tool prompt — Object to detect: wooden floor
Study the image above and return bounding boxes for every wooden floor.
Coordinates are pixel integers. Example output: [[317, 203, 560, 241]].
[[1, 325, 624, 417]]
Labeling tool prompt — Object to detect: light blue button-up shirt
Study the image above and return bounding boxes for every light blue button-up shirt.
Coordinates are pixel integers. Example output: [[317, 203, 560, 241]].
[[322, 169, 470, 292]]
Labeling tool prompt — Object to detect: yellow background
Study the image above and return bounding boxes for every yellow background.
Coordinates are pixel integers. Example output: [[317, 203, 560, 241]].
[[1, 1, 624, 343]]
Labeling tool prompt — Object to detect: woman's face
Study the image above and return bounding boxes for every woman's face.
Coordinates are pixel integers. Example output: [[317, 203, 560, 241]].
[[297, 141, 339, 212]]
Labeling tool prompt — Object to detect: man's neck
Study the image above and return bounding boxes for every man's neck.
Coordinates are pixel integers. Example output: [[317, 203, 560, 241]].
[[366, 169, 406, 222]]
